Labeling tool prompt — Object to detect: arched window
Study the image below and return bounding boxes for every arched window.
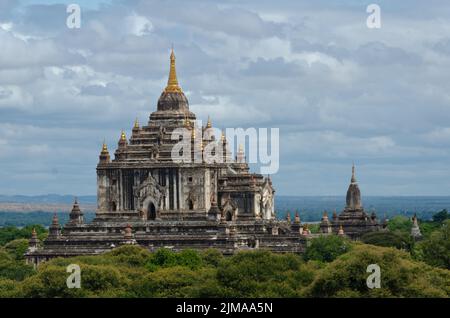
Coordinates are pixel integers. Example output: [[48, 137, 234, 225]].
[[188, 199, 194, 210], [148, 202, 156, 220], [111, 201, 117, 211], [225, 211, 232, 221]]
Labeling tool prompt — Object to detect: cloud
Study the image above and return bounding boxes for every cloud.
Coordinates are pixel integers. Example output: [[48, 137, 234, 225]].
[[0, 0, 450, 195], [124, 12, 154, 36]]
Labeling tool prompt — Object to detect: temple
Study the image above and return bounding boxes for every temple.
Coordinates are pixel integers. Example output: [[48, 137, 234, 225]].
[[26, 50, 301, 265], [320, 164, 381, 238], [25, 50, 381, 266]]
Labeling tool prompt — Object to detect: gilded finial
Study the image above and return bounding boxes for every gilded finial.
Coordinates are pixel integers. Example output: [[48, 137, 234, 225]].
[[134, 118, 139, 129], [121, 130, 126, 141], [164, 48, 182, 93], [221, 130, 226, 143], [102, 139, 108, 152], [206, 116, 212, 129]]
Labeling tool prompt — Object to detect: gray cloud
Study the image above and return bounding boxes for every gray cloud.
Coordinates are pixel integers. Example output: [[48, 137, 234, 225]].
[[0, 0, 450, 196]]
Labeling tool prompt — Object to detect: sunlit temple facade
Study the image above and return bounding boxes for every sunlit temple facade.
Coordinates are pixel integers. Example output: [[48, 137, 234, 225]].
[[26, 50, 380, 265], [26, 50, 295, 265]]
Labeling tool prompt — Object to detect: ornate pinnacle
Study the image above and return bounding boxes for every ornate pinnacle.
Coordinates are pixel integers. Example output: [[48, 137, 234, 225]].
[[351, 163, 357, 183], [164, 48, 182, 93], [52, 213, 59, 226], [101, 140, 108, 153]]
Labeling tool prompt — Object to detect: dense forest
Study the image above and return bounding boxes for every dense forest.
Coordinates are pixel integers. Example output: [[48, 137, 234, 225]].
[[0, 211, 448, 298]]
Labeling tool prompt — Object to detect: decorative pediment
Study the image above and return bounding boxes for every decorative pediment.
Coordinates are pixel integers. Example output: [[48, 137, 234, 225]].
[[222, 196, 237, 212], [134, 173, 165, 208]]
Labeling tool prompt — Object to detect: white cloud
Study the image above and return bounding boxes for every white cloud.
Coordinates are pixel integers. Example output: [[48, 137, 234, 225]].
[[124, 12, 153, 36], [1, 0, 450, 195]]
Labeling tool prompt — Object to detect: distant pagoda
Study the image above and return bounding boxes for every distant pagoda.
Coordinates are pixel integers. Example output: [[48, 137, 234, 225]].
[[328, 165, 381, 238]]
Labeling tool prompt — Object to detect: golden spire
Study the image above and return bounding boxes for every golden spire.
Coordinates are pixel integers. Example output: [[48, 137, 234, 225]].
[[164, 48, 182, 93], [134, 118, 139, 129], [102, 139, 108, 152], [221, 130, 226, 142], [206, 116, 212, 128], [238, 144, 243, 153], [121, 130, 126, 141]]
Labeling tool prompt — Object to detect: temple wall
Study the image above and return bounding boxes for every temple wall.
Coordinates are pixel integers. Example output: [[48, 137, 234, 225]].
[[97, 171, 109, 212]]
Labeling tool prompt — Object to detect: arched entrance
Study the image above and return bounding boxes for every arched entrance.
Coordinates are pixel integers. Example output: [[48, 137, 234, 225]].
[[225, 211, 233, 221], [188, 199, 194, 210], [148, 202, 156, 220]]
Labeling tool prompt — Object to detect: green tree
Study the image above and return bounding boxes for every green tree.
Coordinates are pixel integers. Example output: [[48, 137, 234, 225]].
[[216, 250, 313, 297], [387, 215, 412, 234], [361, 231, 411, 251], [4, 239, 30, 260], [0, 250, 35, 281], [201, 248, 224, 267], [432, 209, 449, 223], [0, 278, 20, 297], [146, 248, 203, 270], [0, 225, 46, 246], [306, 244, 450, 297], [417, 220, 450, 269], [132, 266, 219, 297], [304, 235, 352, 263]]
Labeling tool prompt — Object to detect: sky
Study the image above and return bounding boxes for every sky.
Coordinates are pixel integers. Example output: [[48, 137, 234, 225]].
[[1, 0, 450, 196]]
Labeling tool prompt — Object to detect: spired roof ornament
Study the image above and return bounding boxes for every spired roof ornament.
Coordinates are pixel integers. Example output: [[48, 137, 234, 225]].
[[164, 48, 182, 93], [346, 163, 361, 210], [51, 213, 59, 226], [31, 228, 38, 241], [294, 211, 300, 223], [101, 140, 108, 153], [351, 162, 357, 184]]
